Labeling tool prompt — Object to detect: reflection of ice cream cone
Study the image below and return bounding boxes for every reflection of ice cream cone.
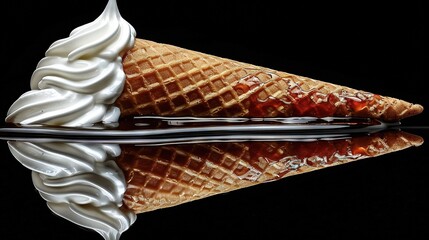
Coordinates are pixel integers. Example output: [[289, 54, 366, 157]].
[[116, 130, 423, 214], [116, 39, 423, 122]]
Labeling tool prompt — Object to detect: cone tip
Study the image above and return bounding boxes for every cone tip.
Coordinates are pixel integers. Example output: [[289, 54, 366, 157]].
[[398, 130, 424, 147], [396, 102, 424, 121]]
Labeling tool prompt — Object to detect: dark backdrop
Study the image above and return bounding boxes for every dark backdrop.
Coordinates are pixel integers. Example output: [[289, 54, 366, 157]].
[[1, 1, 427, 240]]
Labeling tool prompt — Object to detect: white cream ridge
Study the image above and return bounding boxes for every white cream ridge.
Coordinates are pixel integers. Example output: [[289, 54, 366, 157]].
[[5, 0, 138, 239], [6, 0, 135, 126], [8, 141, 137, 240]]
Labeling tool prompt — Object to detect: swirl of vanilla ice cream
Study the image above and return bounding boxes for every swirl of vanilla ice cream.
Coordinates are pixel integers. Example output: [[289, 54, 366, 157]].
[[6, 0, 136, 126], [8, 141, 136, 240]]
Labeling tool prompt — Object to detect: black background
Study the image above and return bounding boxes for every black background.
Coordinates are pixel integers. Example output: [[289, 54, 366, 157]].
[[1, 0, 427, 239]]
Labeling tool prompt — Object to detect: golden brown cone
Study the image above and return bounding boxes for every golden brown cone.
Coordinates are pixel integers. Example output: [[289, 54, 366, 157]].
[[116, 38, 423, 122], [116, 130, 423, 214]]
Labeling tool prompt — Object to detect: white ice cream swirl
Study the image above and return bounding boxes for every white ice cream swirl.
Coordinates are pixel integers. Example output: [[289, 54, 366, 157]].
[[6, 0, 135, 126], [8, 141, 136, 240], [5, 0, 138, 239]]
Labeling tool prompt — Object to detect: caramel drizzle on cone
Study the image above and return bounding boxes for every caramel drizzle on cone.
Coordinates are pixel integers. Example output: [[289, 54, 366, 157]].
[[116, 130, 423, 214], [117, 39, 423, 122]]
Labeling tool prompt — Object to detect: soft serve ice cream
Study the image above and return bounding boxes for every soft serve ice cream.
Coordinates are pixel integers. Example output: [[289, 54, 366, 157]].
[[6, 0, 135, 126], [5, 0, 138, 239], [8, 141, 136, 240]]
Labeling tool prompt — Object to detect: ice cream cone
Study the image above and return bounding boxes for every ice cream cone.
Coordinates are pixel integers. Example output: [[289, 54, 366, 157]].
[[116, 39, 423, 122], [116, 130, 423, 214]]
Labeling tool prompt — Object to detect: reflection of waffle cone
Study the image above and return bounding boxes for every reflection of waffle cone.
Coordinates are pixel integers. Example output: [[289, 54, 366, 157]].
[[116, 39, 423, 122], [116, 130, 423, 214]]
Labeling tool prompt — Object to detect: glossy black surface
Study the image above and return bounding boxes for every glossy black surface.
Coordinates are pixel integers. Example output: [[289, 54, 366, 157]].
[[1, 1, 427, 240]]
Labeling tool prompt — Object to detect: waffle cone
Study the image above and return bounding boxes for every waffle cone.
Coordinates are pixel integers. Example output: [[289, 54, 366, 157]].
[[116, 130, 423, 214], [116, 38, 423, 122]]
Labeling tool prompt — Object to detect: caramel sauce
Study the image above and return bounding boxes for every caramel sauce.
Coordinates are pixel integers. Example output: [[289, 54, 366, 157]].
[[237, 74, 382, 118], [233, 75, 262, 95]]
